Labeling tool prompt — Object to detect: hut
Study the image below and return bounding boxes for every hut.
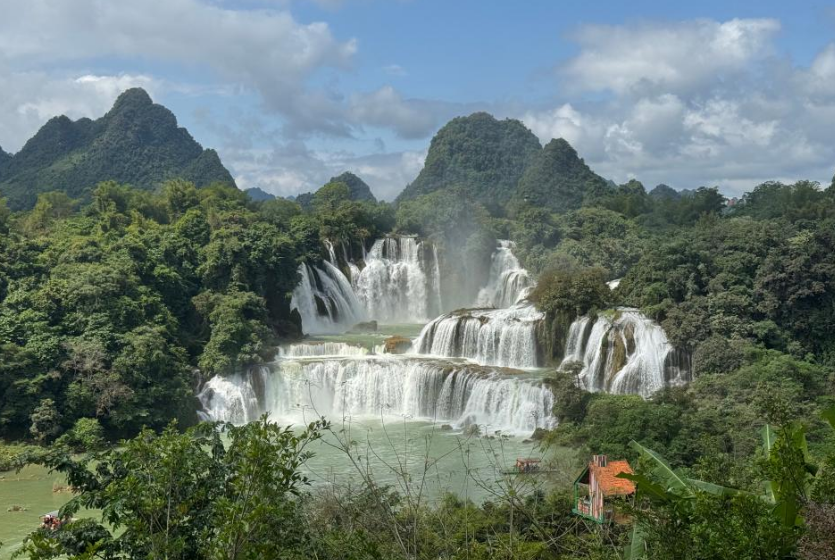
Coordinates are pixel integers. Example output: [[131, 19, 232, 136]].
[[572, 454, 635, 523]]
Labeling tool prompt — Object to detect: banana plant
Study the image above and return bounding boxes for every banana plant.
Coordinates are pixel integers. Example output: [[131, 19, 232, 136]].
[[620, 406, 835, 559]]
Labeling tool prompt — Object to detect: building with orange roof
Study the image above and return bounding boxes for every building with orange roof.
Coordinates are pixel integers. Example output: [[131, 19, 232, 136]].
[[572, 454, 636, 523]]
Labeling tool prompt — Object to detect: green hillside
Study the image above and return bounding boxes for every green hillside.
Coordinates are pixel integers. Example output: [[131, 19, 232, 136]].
[[396, 112, 542, 213], [0, 88, 235, 209]]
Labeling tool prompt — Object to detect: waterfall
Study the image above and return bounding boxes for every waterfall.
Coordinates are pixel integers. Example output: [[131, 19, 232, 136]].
[[475, 240, 532, 308], [412, 303, 544, 368], [278, 342, 370, 357], [289, 262, 366, 335], [561, 309, 692, 397], [353, 236, 442, 323], [198, 356, 556, 435]]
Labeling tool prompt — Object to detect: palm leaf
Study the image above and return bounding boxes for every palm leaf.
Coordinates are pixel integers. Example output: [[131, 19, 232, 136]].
[[628, 440, 692, 497], [623, 523, 646, 560], [761, 424, 776, 455]]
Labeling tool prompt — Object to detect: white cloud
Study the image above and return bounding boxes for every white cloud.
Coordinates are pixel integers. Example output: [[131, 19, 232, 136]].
[[228, 141, 426, 200], [0, 69, 159, 152], [520, 19, 835, 196], [0, 0, 356, 139], [563, 18, 780, 96], [383, 64, 408, 77]]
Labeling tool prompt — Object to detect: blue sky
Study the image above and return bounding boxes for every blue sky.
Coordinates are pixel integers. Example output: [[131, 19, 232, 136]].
[[1, 0, 835, 199]]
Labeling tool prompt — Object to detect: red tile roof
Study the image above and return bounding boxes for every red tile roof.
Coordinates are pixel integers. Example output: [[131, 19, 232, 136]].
[[590, 460, 636, 496]]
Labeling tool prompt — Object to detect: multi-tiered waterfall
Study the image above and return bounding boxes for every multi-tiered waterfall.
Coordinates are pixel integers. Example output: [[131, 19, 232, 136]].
[[353, 236, 443, 323], [476, 240, 532, 308], [561, 309, 692, 397], [203, 236, 694, 448], [197, 352, 556, 435], [411, 240, 541, 369], [411, 305, 543, 368]]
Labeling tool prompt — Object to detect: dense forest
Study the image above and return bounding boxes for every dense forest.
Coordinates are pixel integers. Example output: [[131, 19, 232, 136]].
[[2, 100, 835, 559]]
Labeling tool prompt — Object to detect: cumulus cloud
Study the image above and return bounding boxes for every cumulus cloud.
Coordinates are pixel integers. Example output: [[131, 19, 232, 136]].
[[0, 0, 357, 140], [348, 86, 464, 139], [523, 19, 835, 196], [563, 18, 780, 96], [0, 68, 158, 152], [228, 141, 426, 200]]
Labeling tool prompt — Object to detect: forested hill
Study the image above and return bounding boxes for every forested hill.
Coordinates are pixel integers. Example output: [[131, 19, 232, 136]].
[[396, 112, 542, 213], [295, 171, 377, 208], [396, 112, 615, 216], [0, 88, 235, 209], [511, 138, 610, 213]]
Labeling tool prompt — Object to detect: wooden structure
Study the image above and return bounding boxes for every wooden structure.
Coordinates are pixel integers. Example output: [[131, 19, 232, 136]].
[[572, 454, 635, 523], [513, 458, 541, 473]]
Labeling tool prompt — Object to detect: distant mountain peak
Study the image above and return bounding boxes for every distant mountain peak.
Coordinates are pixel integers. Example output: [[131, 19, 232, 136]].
[[112, 87, 154, 110], [397, 111, 541, 213], [328, 171, 376, 203], [0, 88, 235, 209], [512, 136, 609, 213]]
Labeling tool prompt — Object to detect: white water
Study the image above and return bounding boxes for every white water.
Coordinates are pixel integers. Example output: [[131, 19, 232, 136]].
[[290, 262, 367, 334], [476, 240, 533, 308], [198, 356, 556, 435], [353, 237, 442, 323], [411, 303, 544, 369], [561, 309, 691, 397], [278, 342, 370, 357]]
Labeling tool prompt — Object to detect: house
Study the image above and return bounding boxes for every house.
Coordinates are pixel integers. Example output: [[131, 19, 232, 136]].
[[573, 454, 635, 523]]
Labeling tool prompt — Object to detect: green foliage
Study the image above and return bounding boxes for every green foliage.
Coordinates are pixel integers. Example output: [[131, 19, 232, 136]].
[[532, 267, 610, 317], [511, 138, 610, 214], [0, 89, 235, 210], [18, 416, 326, 560], [29, 399, 62, 443], [55, 417, 106, 452], [397, 112, 541, 214]]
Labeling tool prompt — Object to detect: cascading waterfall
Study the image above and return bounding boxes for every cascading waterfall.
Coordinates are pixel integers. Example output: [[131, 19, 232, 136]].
[[560, 309, 691, 397], [278, 342, 370, 357], [476, 240, 533, 308], [412, 303, 544, 368], [289, 261, 366, 335], [353, 236, 442, 323], [198, 356, 556, 435]]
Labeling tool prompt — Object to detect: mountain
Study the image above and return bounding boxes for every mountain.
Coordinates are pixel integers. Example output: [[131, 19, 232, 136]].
[[0, 147, 10, 177], [512, 138, 610, 213], [396, 112, 541, 213], [244, 187, 276, 202], [294, 171, 377, 209], [0, 88, 235, 209], [329, 172, 376, 203], [649, 184, 680, 200]]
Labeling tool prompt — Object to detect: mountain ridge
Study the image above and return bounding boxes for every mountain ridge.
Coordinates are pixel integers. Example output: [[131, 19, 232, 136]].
[[0, 88, 235, 209]]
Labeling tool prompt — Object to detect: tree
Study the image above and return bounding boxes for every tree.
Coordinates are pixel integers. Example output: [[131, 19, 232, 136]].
[[29, 398, 62, 443], [18, 416, 327, 560]]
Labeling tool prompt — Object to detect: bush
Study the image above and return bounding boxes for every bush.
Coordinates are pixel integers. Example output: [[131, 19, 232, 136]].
[[55, 418, 106, 452]]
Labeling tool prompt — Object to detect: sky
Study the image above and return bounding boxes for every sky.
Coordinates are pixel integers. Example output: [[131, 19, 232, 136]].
[[1, 0, 835, 200]]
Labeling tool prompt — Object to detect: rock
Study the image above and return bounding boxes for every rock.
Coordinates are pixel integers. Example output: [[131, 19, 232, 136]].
[[352, 321, 378, 332], [440, 424, 453, 431], [384, 335, 412, 354]]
